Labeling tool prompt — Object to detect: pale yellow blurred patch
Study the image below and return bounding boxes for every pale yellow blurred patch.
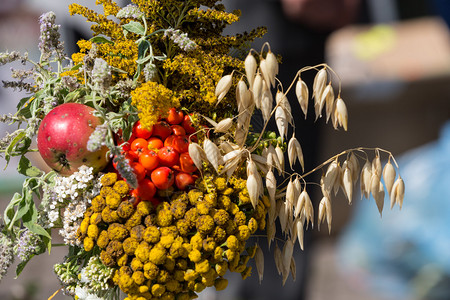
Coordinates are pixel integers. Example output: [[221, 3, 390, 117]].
[[353, 25, 396, 61]]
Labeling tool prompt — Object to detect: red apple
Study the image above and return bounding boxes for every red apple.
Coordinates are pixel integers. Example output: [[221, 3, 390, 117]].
[[37, 103, 109, 175]]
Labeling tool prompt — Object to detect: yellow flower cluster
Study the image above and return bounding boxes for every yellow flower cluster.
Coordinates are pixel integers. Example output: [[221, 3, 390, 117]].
[[186, 8, 239, 25], [131, 81, 180, 129], [132, 0, 160, 19], [194, 27, 268, 54], [95, 0, 121, 17], [71, 38, 138, 80], [69, 3, 123, 40], [77, 172, 268, 300], [163, 50, 243, 113]]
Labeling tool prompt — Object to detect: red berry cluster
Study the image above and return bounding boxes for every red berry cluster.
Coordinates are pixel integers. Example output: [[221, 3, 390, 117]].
[[115, 108, 199, 205]]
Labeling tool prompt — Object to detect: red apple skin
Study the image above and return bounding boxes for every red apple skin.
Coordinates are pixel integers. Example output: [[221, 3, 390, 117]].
[[37, 103, 109, 175]]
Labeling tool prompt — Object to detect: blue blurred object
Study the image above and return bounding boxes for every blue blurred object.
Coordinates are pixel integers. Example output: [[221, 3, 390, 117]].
[[338, 121, 450, 300], [433, 0, 450, 28]]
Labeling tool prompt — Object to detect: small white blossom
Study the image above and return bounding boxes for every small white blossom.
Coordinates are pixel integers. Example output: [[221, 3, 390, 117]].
[[116, 4, 144, 19], [75, 286, 89, 300], [164, 28, 197, 52]]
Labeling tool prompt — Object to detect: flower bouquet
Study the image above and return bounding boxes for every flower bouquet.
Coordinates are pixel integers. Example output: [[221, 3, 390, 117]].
[[0, 1, 405, 300]]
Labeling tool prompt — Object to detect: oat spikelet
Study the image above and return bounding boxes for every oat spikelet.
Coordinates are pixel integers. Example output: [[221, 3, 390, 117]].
[[372, 155, 382, 177], [342, 165, 353, 204], [360, 159, 372, 199], [324, 83, 335, 123], [294, 189, 310, 219], [263, 50, 278, 87], [370, 173, 385, 216], [236, 79, 248, 112], [261, 81, 273, 122], [323, 160, 339, 197], [222, 149, 243, 178], [331, 161, 342, 196], [279, 200, 288, 233], [275, 106, 288, 142], [295, 78, 308, 118], [390, 176, 405, 210], [214, 118, 233, 133], [290, 257, 297, 282], [188, 143, 206, 172], [287, 137, 297, 170], [274, 243, 283, 275], [253, 72, 263, 109], [313, 68, 327, 104], [215, 74, 232, 104], [315, 82, 332, 120], [260, 58, 272, 88], [286, 178, 295, 208], [219, 140, 235, 154], [383, 160, 396, 196], [288, 135, 304, 171], [349, 152, 360, 182], [293, 176, 301, 204], [247, 174, 259, 209], [275, 145, 285, 174], [247, 159, 263, 198], [203, 138, 222, 173], [294, 216, 305, 250], [255, 245, 264, 283], [335, 97, 348, 131], [251, 154, 269, 175], [245, 53, 257, 90], [282, 239, 294, 285], [266, 169, 277, 210], [267, 217, 276, 249], [318, 196, 332, 233]]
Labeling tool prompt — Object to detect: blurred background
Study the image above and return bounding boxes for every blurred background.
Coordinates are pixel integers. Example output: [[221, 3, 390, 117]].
[[1, 0, 450, 299]]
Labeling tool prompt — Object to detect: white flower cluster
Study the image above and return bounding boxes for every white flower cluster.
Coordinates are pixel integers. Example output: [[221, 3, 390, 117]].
[[164, 28, 197, 52], [59, 201, 88, 246], [75, 286, 105, 300], [42, 166, 101, 245], [116, 4, 144, 19], [79, 256, 114, 293], [54, 165, 94, 202]]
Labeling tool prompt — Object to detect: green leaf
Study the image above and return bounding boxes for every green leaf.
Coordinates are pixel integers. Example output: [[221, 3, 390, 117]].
[[136, 55, 152, 65], [17, 105, 32, 119], [15, 198, 30, 223], [15, 255, 35, 278], [138, 40, 150, 60], [15, 137, 32, 155], [16, 96, 32, 112], [4, 130, 26, 165], [123, 21, 145, 36], [122, 123, 132, 141], [4, 192, 22, 227], [18, 156, 42, 177], [24, 222, 51, 239], [90, 36, 114, 45]]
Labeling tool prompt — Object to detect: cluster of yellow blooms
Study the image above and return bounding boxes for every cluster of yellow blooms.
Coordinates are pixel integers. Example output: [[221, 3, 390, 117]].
[[163, 51, 242, 108], [77, 172, 268, 300], [131, 82, 180, 129]]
